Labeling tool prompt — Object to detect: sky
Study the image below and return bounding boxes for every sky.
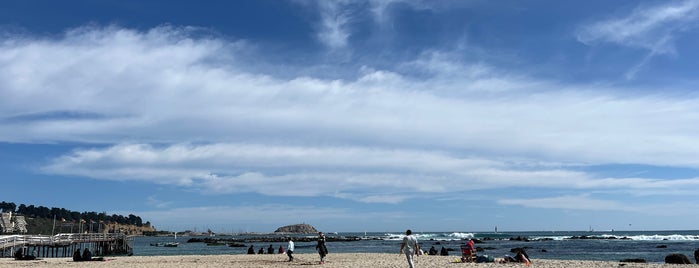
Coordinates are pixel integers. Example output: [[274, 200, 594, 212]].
[[2, 0, 699, 233]]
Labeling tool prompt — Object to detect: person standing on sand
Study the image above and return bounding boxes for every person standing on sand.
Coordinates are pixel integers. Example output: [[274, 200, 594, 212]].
[[287, 237, 295, 261], [316, 232, 328, 264], [400, 229, 420, 268]]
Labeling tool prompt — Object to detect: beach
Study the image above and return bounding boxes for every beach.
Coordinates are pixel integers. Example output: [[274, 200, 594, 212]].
[[0, 253, 681, 268]]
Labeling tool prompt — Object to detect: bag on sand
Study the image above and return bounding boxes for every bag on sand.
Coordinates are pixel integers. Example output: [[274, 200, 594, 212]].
[[476, 255, 495, 263]]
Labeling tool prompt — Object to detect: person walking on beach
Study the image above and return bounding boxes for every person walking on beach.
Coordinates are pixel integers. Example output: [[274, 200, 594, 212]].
[[400, 229, 420, 268], [287, 237, 295, 261], [316, 232, 328, 264]]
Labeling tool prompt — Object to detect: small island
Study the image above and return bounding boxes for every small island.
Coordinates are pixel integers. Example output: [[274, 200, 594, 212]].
[[274, 223, 318, 234]]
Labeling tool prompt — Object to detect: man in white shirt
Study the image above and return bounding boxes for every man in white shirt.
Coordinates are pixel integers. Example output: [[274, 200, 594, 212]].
[[287, 237, 295, 261], [399, 229, 420, 268]]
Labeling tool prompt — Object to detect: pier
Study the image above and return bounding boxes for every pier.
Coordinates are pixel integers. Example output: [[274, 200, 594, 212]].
[[0, 233, 133, 258]]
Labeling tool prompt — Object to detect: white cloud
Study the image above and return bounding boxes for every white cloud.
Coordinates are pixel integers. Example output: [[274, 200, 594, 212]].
[[315, 1, 353, 49], [42, 142, 699, 203], [577, 0, 699, 52], [577, 0, 699, 79], [3, 26, 699, 204]]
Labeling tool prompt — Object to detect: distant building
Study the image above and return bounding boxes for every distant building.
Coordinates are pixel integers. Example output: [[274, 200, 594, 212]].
[[0, 211, 28, 234]]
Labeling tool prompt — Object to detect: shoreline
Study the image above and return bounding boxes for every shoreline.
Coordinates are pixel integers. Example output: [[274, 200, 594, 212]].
[[0, 253, 681, 267]]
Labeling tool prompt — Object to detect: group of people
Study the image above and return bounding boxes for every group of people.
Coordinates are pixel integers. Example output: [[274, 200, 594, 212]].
[[427, 245, 449, 256], [72, 248, 104, 262], [246, 244, 286, 255], [399, 229, 531, 267], [243, 232, 328, 264]]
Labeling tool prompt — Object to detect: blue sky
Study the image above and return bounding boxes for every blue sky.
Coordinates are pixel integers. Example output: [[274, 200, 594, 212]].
[[2, 0, 699, 233]]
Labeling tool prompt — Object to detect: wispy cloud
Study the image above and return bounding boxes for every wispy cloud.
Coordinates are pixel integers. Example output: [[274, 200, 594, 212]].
[[309, 0, 450, 49], [577, 0, 699, 78], [42, 142, 699, 204], [3, 25, 699, 206], [315, 1, 353, 49], [498, 194, 699, 215], [498, 194, 637, 211]]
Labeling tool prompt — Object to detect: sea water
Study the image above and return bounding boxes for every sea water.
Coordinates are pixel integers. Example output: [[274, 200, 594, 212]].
[[133, 230, 699, 263]]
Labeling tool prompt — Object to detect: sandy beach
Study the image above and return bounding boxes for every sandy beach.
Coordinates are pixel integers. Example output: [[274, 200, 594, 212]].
[[0, 253, 682, 268]]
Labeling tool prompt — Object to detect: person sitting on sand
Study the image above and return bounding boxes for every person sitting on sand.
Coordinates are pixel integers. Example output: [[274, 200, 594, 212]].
[[258, 247, 264, 254], [278, 245, 285, 254], [14, 248, 23, 260], [268, 244, 274, 254], [73, 249, 82, 261], [247, 245, 255, 254], [82, 248, 92, 261], [14, 248, 35, 260], [440, 246, 449, 256], [428, 246, 437, 255], [79, 248, 104, 262]]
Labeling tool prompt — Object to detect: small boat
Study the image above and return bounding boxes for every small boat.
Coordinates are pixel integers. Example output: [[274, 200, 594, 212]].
[[163, 242, 179, 247], [227, 242, 246, 247]]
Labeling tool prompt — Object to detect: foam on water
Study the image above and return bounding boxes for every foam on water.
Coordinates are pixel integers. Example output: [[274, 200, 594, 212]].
[[529, 233, 699, 241], [383, 232, 474, 241]]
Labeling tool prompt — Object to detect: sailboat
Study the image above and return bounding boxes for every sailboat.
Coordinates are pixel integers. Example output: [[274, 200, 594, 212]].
[[164, 232, 179, 247]]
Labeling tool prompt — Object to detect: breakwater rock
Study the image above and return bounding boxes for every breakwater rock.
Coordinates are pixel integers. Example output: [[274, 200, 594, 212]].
[[187, 235, 361, 245]]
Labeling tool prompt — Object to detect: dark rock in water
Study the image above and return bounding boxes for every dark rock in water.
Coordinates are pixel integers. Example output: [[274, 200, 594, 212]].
[[509, 236, 530, 241], [656, 245, 667, 248], [541, 249, 547, 252], [620, 258, 646, 263], [665, 254, 692, 264], [274, 223, 319, 234]]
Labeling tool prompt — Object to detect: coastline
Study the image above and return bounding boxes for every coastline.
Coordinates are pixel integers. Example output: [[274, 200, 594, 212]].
[[0, 253, 679, 267]]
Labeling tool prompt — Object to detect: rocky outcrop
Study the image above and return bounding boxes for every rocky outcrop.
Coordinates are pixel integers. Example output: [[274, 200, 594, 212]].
[[665, 254, 692, 264], [274, 223, 318, 234]]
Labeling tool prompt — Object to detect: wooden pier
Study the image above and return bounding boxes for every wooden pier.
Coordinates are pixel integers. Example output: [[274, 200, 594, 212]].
[[0, 233, 133, 258]]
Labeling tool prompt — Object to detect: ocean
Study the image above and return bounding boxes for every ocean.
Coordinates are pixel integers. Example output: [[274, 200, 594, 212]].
[[134, 230, 699, 263]]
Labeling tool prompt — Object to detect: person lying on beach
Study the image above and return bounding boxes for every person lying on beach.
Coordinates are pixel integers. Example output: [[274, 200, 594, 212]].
[[498, 248, 531, 265]]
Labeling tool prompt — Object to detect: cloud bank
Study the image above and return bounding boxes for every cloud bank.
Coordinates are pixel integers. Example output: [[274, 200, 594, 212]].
[[2, 23, 699, 212]]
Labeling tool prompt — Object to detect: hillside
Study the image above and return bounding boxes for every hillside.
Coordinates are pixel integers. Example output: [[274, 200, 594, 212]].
[[1, 201, 156, 235]]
